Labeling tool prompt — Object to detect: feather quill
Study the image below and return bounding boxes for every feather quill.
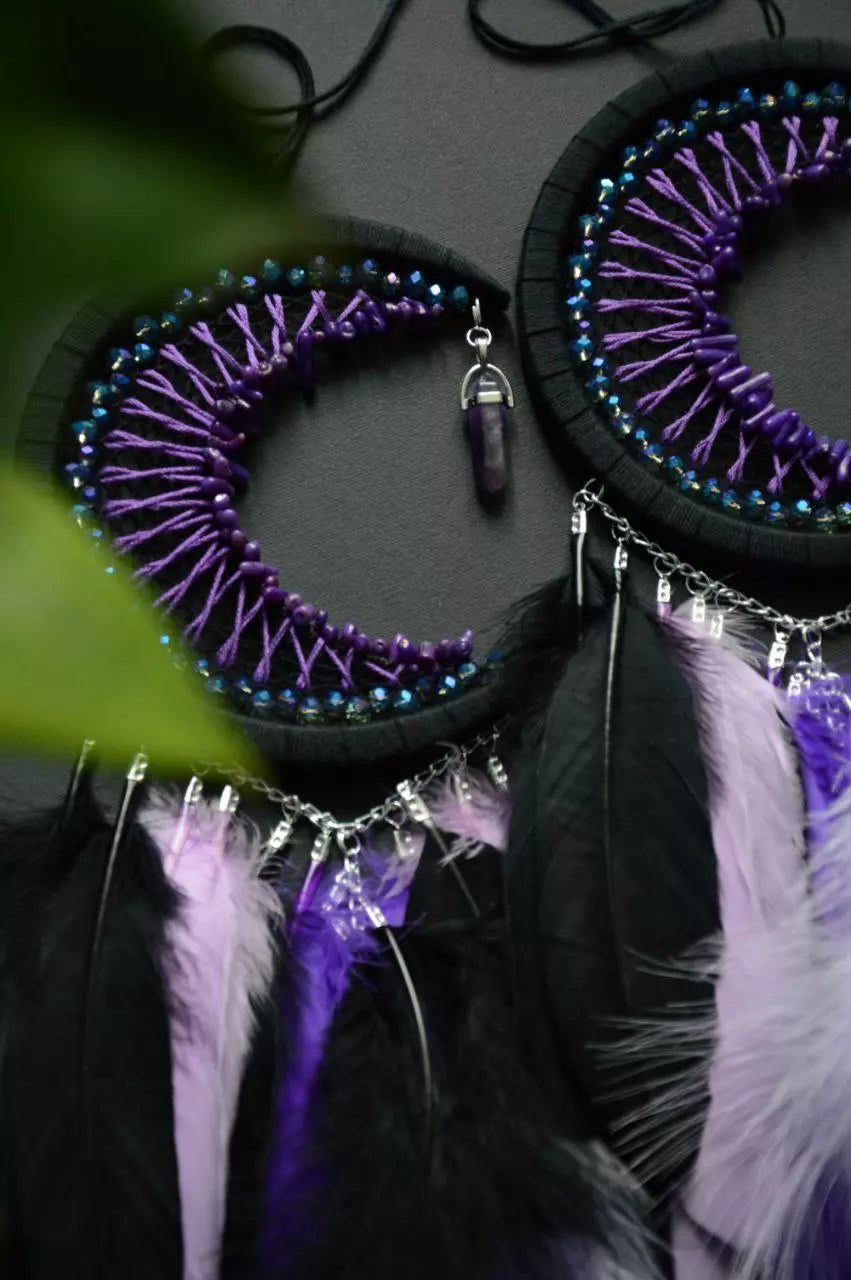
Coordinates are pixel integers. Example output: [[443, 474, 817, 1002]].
[[141, 792, 281, 1280]]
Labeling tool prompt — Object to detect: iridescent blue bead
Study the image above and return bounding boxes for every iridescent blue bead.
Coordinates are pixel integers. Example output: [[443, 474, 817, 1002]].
[[160, 311, 181, 336], [677, 120, 698, 143], [382, 271, 401, 299], [287, 266, 306, 289], [194, 658, 211, 680], [702, 477, 722, 504], [691, 98, 712, 126], [250, 688, 273, 715], [617, 171, 638, 194], [297, 695, 324, 724], [791, 498, 813, 524], [759, 93, 780, 119], [437, 673, 460, 699], [589, 354, 608, 375], [566, 293, 591, 322], [403, 269, 426, 297], [173, 287, 195, 314], [604, 393, 623, 419], [393, 688, 417, 713], [646, 443, 664, 467], [262, 258, 283, 286], [765, 500, 788, 526], [426, 282, 445, 306], [585, 374, 610, 401], [612, 411, 635, 438], [344, 695, 370, 724], [415, 675, 434, 700], [596, 177, 616, 205], [823, 81, 847, 111], [654, 118, 675, 143], [485, 648, 502, 667], [837, 502, 851, 527], [133, 315, 159, 341], [781, 80, 801, 111], [87, 380, 115, 407], [678, 469, 700, 494], [64, 462, 91, 490], [88, 526, 105, 548], [575, 275, 593, 295], [620, 144, 641, 171], [216, 268, 237, 294], [206, 675, 229, 697], [721, 490, 742, 515], [714, 100, 734, 126], [110, 372, 131, 395], [597, 202, 616, 225], [569, 335, 594, 363], [577, 213, 599, 238], [195, 286, 217, 314], [369, 686, 391, 713], [81, 485, 99, 507], [664, 455, 685, 482], [642, 140, 661, 164], [457, 660, 478, 683], [133, 342, 155, 366], [449, 284, 470, 311], [91, 406, 110, 427], [276, 687, 298, 717], [337, 264, 355, 287], [72, 418, 98, 442], [801, 91, 821, 115], [232, 675, 254, 701], [239, 275, 261, 301], [107, 347, 134, 373], [359, 258, 380, 285], [324, 690, 346, 718], [745, 489, 766, 519], [158, 633, 171, 649], [633, 427, 650, 454], [309, 255, 331, 286], [734, 87, 757, 119], [814, 506, 835, 531], [71, 503, 93, 526]]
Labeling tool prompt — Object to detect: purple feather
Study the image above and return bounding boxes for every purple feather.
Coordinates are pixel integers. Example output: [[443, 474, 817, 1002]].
[[141, 792, 281, 1280], [425, 768, 510, 861], [261, 832, 424, 1270]]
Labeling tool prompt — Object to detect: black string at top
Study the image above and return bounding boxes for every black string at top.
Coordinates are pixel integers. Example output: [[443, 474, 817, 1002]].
[[468, 0, 785, 58], [204, 0, 786, 170]]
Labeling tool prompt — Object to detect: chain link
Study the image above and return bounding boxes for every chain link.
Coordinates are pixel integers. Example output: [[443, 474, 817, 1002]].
[[193, 722, 504, 838], [574, 485, 851, 638]]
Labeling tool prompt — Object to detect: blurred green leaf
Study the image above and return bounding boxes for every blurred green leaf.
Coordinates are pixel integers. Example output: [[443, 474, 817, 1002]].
[[0, 465, 262, 774]]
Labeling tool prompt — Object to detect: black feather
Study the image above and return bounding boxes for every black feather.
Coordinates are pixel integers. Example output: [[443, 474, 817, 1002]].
[[0, 786, 182, 1279], [506, 597, 718, 1207], [264, 915, 653, 1280]]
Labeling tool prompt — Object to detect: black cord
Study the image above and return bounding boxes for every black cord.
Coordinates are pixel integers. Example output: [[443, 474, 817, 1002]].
[[204, 1, 406, 169], [468, 0, 785, 58]]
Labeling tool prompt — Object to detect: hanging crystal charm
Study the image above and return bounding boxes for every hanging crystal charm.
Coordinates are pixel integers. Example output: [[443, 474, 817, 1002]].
[[656, 576, 672, 619], [486, 755, 509, 792], [691, 595, 707, 625], [460, 298, 514, 498], [767, 626, 789, 685], [709, 611, 725, 641]]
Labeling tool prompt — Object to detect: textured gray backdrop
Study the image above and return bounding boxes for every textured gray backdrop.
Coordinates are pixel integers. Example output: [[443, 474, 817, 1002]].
[[4, 0, 850, 812]]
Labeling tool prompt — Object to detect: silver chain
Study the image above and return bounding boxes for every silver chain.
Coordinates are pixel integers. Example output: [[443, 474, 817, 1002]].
[[193, 723, 503, 840], [574, 484, 851, 639]]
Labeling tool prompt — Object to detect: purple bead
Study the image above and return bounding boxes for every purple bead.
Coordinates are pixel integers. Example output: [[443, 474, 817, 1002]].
[[293, 604, 318, 625], [242, 540, 261, 561], [281, 342, 295, 358], [205, 449, 232, 478], [728, 370, 772, 404], [716, 364, 751, 391], [321, 623, 339, 643], [366, 301, 386, 333], [215, 508, 238, 528], [393, 634, 414, 663], [210, 418, 239, 442], [418, 641, 436, 665], [286, 593, 303, 614], [270, 354, 289, 376], [801, 163, 829, 184], [239, 561, 270, 578], [264, 586, 288, 605], [763, 409, 795, 439], [324, 321, 340, 341], [372, 638, 389, 659], [742, 194, 769, 216], [254, 361, 275, 383], [339, 320, 357, 340], [230, 530, 247, 555], [353, 633, 370, 654], [833, 439, 849, 461], [435, 639, 453, 664], [353, 311, 370, 332], [339, 622, 357, 649], [200, 477, 231, 497], [702, 312, 730, 335], [742, 389, 771, 416], [761, 181, 782, 208], [466, 371, 510, 496], [777, 171, 795, 191], [838, 454, 851, 485], [212, 492, 231, 510], [315, 609, 328, 625], [742, 402, 775, 433], [295, 333, 315, 396], [785, 423, 808, 450], [712, 246, 741, 279], [696, 265, 717, 288], [396, 301, 414, 324], [456, 630, 474, 658], [215, 398, 236, 419]]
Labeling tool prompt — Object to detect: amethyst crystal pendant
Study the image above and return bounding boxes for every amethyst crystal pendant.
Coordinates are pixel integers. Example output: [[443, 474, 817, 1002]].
[[460, 300, 515, 499]]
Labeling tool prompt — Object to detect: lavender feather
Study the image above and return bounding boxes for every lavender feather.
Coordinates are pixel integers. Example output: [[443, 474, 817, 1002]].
[[425, 769, 510, 862], [141, 793, 281, 1280]]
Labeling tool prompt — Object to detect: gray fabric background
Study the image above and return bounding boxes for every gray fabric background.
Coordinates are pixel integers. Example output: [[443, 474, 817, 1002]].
[[4, 0, 851, 812]]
